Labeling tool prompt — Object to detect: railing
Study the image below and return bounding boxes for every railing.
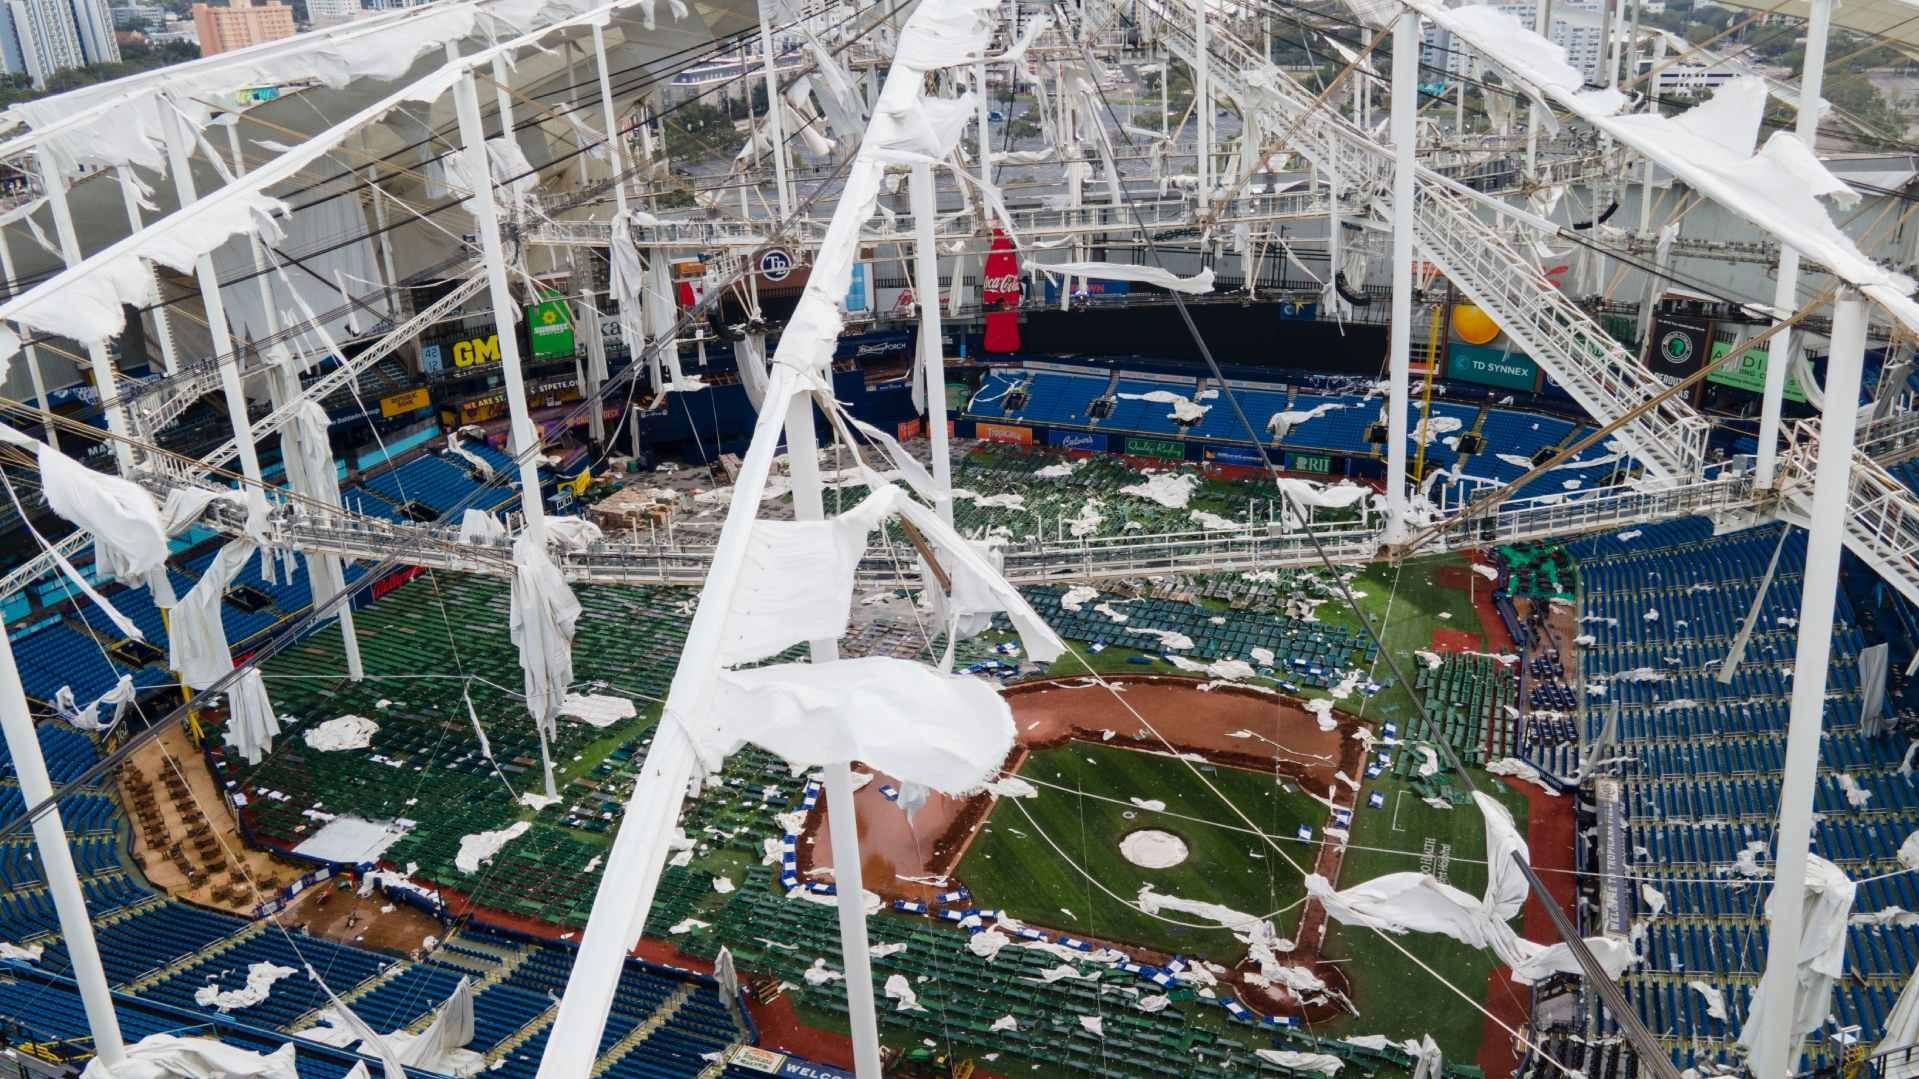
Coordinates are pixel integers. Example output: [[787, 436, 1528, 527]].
[[1781, 418, 1919, 607], [243, 474, 1770, 588]]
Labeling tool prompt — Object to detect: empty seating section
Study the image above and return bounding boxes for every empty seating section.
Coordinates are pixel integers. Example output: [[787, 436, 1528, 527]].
[[1571, 520, 1916, 1071], [362, 452, 519, 516], [1410, 655, 1519, 762], [1184, 383, 1291, 441], [139, 930, 394, 1028], [1104, 376, 1199, 434], [1018, 584, 1379, 680]]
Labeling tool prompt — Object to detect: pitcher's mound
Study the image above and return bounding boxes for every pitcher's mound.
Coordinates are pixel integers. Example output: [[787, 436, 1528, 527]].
[[1118, 829, 1189, 868]]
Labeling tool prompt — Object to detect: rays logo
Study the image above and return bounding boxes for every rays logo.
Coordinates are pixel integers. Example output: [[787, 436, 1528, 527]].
[[1659, 330, 1695, 365]]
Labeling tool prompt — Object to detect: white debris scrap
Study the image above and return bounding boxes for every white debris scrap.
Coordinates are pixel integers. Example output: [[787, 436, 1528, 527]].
[[454, 821, 532, 873], [193, 962, 296, 1012], [303, 716, 378, 752]]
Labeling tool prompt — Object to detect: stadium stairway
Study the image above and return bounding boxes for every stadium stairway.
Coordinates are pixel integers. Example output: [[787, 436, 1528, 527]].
[[591, 983, 697, 1076]]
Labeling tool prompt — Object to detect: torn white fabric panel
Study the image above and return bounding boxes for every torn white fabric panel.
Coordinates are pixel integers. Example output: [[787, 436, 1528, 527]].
[[718, 488, 894, 666], [544, 517, 603, 552], [608, 210, 648, 349], [509, 531, 582, 730], [51, 674, 136, 732], [1879, 967, 1919, 1079], [1690, 980, 1729, 1021], [10, 193, 284, 345], [1044, 262, 1215, 295], [77, 1035, 298, 1079], [168, 539, 257, 689], [303, 967, 410, 1079], [194, 961, 295, 1012], [1306, 792, 1631, 985], [1254, 1051, 1342, 1075], [0, 425, 168, 584], [735, 333, 770, 411], [691, 656, 1014, 794], [891, 491, 1065, 663], [1415, 6, 1919, 332], [1274, 477, 1372, 512], [1737, 854, 1857, 1078], [459, 509, 507, 544], [446, 425, 495, 478], [226, 670, 282, 766], [391, 976, 476, 1070], [291, 401, 345, 512]]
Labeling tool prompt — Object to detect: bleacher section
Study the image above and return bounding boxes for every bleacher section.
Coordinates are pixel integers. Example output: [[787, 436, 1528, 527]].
[[1542, 520, 1919, 1074], [959, 365, 1638, 499]]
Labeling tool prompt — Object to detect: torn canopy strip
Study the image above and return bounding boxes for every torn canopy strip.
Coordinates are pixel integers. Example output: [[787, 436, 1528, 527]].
[[509, 531, 582, 732], [1043, 262, 1216, 294], [1305, 792, 1634, 985], [1411, 1, 1919, 331], [1737, 854, 1857, 1077], [689, 655, 1015, 795]]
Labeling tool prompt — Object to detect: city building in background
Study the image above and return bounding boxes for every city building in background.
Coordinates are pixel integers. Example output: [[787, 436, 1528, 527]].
[[0, 0, 117, 86], [191, 0, 290, 55]]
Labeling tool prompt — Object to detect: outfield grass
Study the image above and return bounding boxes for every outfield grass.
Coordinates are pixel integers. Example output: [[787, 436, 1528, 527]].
[[1308, 553, 1488, 731], [958, 743, 1327, 963], [1308, 769, 1530, 1063]]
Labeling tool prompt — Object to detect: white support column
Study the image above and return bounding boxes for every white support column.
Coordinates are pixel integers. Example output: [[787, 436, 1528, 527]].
[[589, 21, 628, 444], [976, 61, 992, 192], [1385, 11, 1417, 537], [1750, 292, 1865, 1078], [1161, 54, 1170, 134], [1524, 0, 1551, 178], [490, 55, 516, 132], [366, 169, 402, 318], [0, 630, 124, 1066], [592, 23, 631, 215], [783, 395, 885, 1079], [159, 102, 265, 491], [37, 156, 133, 473], [224, 123, 363, 682], [114, 166, 180, 376], [455, 69, 559, 798], [910, 163, 954, 524], [1194, 0, 1210, 213], [758, 0, 793, 219], [0, 230, 59, 449], [1755, 0, 1831, 487]]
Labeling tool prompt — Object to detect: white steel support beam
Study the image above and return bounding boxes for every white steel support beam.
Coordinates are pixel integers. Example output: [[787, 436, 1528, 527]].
[[454, 68, 559, 798], [0, 631, 124, 1066], [367, 169, 402, 314], [783, 393, 885, 1079], [758, 0, 793, 219], [0, 230, 59, 449], [1195, 0, 1210, 212], [536, 360, 797, 1079], [1385, 10, 1417, 535], [910, 162, 954, 524], [159, 100, 265, 492], [1755, 0, 1831, 487], [224, 122, 364, 682], [37, 155, 133, 473], [593, 23, 631, 216], [1750, 292, 1866, 1078], [114, 165, 180, 376], [590, 21, 627, 445]]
